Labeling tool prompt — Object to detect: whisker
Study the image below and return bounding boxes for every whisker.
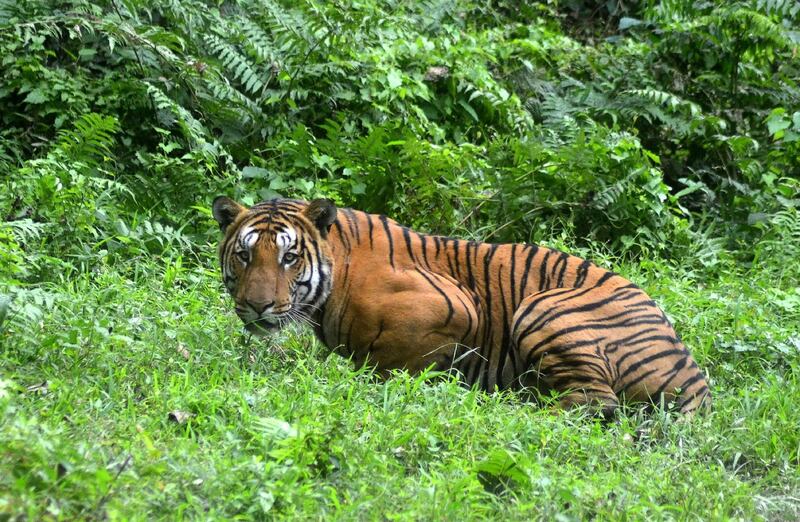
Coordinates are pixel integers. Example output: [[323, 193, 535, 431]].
[[286, 309, 318, 328], [288, 309, 319, 328], [298, 301, 325, 312], [295, 309, 320, 326]]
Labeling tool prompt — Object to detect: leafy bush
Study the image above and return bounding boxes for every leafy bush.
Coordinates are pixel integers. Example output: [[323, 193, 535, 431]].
[[1, 0, 798, 271]]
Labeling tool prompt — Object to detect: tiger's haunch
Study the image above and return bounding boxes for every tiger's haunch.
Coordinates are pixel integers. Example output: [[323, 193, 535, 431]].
[[213, 196, 711, 416]]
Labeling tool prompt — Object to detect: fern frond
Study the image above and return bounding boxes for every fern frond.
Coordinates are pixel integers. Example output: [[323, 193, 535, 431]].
[[239, 17, 274, 64], [56, 113, 120, 162], [755, 0, 800, 19], [145, 83, 207, 142], [1, 219, 49, 243], [203, 33, 265, 95]]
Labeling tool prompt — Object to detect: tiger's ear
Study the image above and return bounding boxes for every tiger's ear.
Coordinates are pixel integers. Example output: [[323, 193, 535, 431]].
[[304, 198, 337, 238], [212, 196, 246, 232]]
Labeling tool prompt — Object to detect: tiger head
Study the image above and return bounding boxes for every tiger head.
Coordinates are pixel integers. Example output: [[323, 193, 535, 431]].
[[212, 196, 338, 335]]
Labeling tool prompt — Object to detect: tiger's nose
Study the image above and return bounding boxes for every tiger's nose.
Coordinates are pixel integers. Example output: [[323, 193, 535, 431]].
[[272, 303, 292, 314], [247, 300, 275, 314]]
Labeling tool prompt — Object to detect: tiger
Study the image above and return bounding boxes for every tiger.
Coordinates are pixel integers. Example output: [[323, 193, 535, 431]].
[[212, 196, 711, 417]]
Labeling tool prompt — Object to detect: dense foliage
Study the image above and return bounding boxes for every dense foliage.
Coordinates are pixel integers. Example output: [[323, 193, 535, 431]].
[[1, 0, 799, 519]]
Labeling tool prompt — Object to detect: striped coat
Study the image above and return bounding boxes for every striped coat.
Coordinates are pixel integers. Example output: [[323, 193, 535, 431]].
[[213, 197, 711, 416]]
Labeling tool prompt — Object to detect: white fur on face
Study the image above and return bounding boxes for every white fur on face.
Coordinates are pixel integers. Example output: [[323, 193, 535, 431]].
[[275, 227, 297, 259], [240, 225, 260, 250], [221, 225, 259, 291], [297, 263, 314, 303], [277, 227, 311, 303]]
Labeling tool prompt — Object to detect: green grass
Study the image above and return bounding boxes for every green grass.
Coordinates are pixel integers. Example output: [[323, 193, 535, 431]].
[[2, 250, 799, 520]]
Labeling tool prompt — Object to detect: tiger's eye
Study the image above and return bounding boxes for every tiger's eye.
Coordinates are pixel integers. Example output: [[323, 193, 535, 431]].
[[236, 250, 249, 263], [283, 252, 298, 265]]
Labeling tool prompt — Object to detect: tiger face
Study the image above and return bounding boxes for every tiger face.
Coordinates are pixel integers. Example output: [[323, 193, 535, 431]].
[[212, 196, 337, 335]]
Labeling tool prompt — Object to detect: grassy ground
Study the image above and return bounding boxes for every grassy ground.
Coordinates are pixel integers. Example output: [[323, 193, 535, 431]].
[[2, 245, 799, 520]]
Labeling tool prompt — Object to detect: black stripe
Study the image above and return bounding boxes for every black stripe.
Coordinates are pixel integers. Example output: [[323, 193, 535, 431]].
[[251, 209, 293, 225], [335, 266, 353, 346], [660, 354, 688, 377], [495, 264, 512, 390], [509, 244, 517, 311], [343, 209, 360, 244], [617, 367, 659, 396], [511, 287, 577, 336], [612, 334, 680, 371], [524, 337, 607, 368], [518, 245, 538, 303], [480, 245, 499, 390], [538, 250, 552, 291], [332, 220, 351, 253], [618, 348, 686, 382], [594, 271, 617, 287], [575, 259, 592, 287], [307, 239, 328, 305], [541, 358, 612, 383], [419, 233, 430, 268], [552, 251, 570, 288], [379, 215, 395, 269], [415, 268, 454, 325], [520, 291, 655, 340], [367, 214, 375, 248], [522, 317, 672, 356], [678, 386, 710, 413], [453, 292, 474, 346], [652, 356, 689, 397], [464, 241, 476, 289], [402, 227, 416, 263], [605, 328, 666, 354], [445, 247, 457, 278], [451, 240, 463, 279], [675, 372, 707, 395]]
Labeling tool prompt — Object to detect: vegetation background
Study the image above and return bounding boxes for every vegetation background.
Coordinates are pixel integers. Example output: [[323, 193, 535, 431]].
[[1, 0, 799, 519]]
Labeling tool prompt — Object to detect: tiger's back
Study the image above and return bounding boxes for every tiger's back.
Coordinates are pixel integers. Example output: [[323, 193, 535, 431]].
[[213, 197, 711, 416]]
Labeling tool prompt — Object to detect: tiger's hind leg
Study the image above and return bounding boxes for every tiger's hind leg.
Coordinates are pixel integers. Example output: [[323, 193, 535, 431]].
[[552, 381, 620, 420], [511, 284, 710, 416], [524, 350, 620, 419], [512, 287, 621, 418]]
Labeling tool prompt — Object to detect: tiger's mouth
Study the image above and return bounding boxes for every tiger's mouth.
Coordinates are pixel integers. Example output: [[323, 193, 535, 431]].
[[243, 318, 280, 334], [241, 312, 294, 336]]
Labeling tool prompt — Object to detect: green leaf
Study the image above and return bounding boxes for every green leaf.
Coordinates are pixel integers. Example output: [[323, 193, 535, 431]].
[[619, 17, 643, 30], [114, 220, 130, 237], [766, 109, 791, 136], [474, 449, 529, 494], [768, 117, 791, 135], [269, 177, 288, 190], [458, 99, 479, 122], [253, 417, 298, 440], [386, 69, 403, 89], [296, 179, 314, 193], [79, 48, 97, 61], [24, 88, 48, 104], [242, 166, 272, 179], [0, 295, 9, 329]]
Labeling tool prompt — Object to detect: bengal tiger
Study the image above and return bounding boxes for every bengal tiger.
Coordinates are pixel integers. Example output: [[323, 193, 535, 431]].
[[212, 196, 711, 417]]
